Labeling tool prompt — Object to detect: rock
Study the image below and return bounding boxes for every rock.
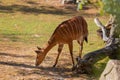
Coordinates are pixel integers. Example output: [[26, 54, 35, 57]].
[[100, 60, 120, 80]]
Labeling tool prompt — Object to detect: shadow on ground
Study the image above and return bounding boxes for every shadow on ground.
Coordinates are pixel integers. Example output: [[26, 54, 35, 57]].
[[0, 61, 88, 79], [0, 4, 72, 15], [0, 52, 33, 58], [0, 52, 89, 79]]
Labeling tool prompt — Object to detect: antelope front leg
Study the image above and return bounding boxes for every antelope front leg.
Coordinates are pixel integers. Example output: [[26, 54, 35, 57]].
[[53, 44, 64, 67]]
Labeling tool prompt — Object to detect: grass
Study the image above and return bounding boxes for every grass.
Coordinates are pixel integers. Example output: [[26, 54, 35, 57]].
[[0, 0, 109, 79], [0, 13, 66, 44]]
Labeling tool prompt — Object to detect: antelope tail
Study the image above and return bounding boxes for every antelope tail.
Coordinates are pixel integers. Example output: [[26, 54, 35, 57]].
[[84, 37, 88, 43]]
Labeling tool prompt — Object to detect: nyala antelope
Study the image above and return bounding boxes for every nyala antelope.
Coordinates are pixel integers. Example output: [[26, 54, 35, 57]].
[[96, 16, 113, 39], [97, 23, 111, 39], [35, 16, 88, 69]]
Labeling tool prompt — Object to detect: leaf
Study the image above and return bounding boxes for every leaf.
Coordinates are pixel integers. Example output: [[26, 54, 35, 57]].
[[102, 0, 120, 15]]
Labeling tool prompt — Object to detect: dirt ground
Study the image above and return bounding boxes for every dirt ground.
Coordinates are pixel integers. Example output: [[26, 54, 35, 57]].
[[0, 1, 99, 80], [0, 42, 95, 80]]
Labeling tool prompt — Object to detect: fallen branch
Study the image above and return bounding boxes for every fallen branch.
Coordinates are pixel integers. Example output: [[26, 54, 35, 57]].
[[74, 16, 120, 74], [74, 41, 120, 74]]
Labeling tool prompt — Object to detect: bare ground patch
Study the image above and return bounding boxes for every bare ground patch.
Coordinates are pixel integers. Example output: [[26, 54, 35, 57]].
[[0, 42, 93, 80], [0, 1, 99, 79]]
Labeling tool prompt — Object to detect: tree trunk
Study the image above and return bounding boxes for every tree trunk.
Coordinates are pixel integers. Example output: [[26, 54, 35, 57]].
[[74, 42, 120, 74], [74, 16, 120, 74]]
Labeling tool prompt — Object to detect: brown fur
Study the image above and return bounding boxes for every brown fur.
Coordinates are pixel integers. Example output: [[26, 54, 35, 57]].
[[35, 16, 88, 69]]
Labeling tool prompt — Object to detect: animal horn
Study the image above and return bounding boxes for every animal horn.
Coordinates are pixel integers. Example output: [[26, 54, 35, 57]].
[[37, 46, 41, 50], [94, 18, 109, 41], [105, 15, 113, 28], [35, 50, 40, 54]]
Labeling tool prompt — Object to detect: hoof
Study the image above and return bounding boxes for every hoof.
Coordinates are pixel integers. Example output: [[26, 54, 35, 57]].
[[76, 56, 81, 61], [72, 66, 76, 71], [52, 64, 56, 68]]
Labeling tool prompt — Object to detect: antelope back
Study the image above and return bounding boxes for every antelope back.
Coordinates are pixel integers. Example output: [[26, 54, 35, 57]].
[[49, 16, 88, 43]]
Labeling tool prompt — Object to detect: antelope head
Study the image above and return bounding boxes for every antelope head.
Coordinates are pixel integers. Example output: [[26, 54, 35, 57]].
[[94, 17, 109, 42], [94, 16, 116, 46], [95, 16, 113, 40], [35, 47, 45, 66]]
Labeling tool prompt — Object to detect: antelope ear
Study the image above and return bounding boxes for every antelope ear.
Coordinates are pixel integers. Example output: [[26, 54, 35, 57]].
[[37, 46, 42, 50], [35, 50, 40, 54]]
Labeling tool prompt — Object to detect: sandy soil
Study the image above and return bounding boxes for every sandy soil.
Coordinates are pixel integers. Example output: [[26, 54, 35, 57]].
[[0, 42, 94, 80]]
